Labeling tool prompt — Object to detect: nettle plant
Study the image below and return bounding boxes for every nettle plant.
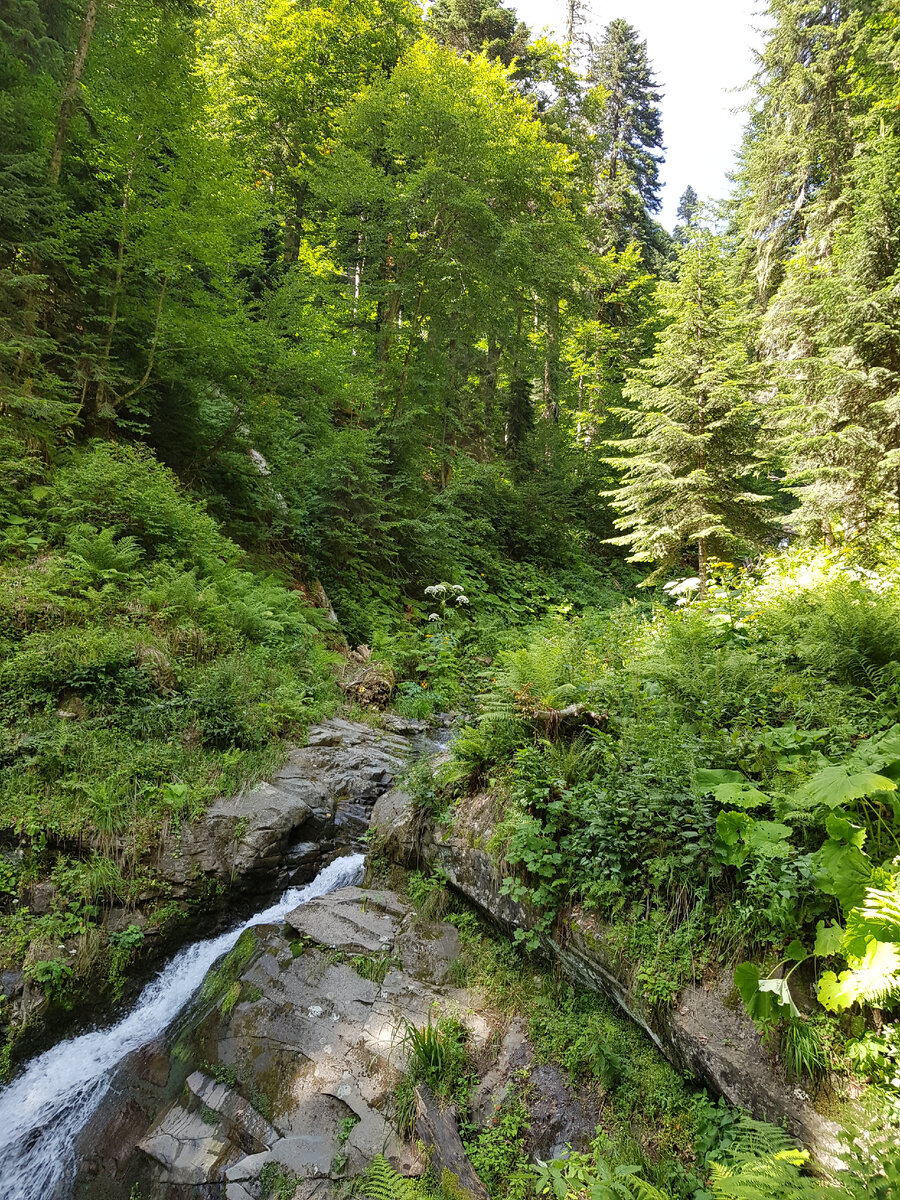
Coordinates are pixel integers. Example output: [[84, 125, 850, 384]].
[[721, 729, 900, 1043]]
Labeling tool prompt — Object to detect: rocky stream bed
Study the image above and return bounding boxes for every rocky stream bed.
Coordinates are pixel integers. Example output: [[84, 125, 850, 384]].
[[0, 715, 843, 1199]]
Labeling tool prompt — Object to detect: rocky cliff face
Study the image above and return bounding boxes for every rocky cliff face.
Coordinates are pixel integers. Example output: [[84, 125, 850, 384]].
[[9, 717, 849, 1198], [2, 719, 424, 1043], [369, 785, 844, 1168]]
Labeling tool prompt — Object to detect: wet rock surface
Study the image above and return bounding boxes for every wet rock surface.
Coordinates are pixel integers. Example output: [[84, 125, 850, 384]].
[[470, 1017, 599, 1163], [369, 788, 421, 868], [71, 884, 594, 1199]]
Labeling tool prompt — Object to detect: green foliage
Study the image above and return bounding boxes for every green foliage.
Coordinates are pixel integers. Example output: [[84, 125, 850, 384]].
[[532, 1118, 830, 1200], [401, 1015, 471, 1108], [259, 1161, 300, 1200], [0, 438, 338, 999], [704, 1123, 818, 1199], [338, 1115, 359, 1145], [407, 870, 452, 923], [607, 227, 772, 591], [6, 0, 900, 1172], [24, 955, 74, 1004], [464, 1088, 532, 1200], [534, 1142, 671, 1200], [358, 1154, 441, 1200], [779, 1017, 830, 1083], [584, 19, 667, 261], [351, 952, 393, 985], [107, 923, 145, 1000]]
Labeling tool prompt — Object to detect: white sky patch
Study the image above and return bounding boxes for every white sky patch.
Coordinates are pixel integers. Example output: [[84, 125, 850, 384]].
[[513, 0, 766, 228]]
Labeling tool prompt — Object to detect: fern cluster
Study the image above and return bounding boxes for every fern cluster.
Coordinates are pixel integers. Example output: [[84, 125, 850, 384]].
[[357, 1155, 441, 1200]]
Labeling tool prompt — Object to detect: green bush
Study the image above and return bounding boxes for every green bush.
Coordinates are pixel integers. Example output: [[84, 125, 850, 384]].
[[0, 439, 339, 1007]]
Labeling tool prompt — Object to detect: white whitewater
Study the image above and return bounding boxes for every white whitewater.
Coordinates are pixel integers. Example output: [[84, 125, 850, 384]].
[[0, 852, 365, 1200]]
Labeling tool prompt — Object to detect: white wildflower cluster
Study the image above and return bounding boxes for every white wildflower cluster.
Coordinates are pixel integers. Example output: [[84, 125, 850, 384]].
[[424, 581, 469, 610]]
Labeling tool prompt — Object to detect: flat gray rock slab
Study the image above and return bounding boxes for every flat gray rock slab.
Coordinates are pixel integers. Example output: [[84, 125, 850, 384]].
[[186, 1070, 279, 1151], [138, 1104, 235, 1183], [73, 885, 477, 1196], [286, 888, 406, 953], [395, 914, 460, 986]]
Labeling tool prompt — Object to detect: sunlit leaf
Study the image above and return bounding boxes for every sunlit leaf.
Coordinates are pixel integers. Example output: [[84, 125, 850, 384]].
[[799, 764, 896, 810], [711, 782, 771, 809], [695, 768, 745, 789], [813, 920, 844, 957]]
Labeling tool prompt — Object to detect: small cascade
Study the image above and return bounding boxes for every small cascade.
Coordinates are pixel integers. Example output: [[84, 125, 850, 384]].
[[0, 852, 365, 1200]]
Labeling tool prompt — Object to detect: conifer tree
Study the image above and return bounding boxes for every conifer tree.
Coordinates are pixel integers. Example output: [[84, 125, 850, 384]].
[[735, 0, 900, 541], [673, 184, 699, 245], [607, 227, 772, 592], [676, 185, 699, 225], [425, 0, 532, 73], [585, 19, 667, 262], [732, 0, 854, 299]]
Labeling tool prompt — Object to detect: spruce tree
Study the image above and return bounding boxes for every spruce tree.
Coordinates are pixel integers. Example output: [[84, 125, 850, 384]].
[[736, 0, 900, 542], [732, 0, 854, 300], [676, 185, 699, 226], [607, 227, 772, 592], [585, 19, 667, 262], [673, 184, 699, 245], [425, 0, 532, 74]]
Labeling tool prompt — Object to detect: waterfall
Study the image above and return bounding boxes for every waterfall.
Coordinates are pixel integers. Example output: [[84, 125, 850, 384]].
[[0, 852, 365, 1200]]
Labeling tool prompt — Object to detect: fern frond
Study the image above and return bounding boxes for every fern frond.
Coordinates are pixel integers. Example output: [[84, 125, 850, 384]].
[[494, 638, 574, 709], [707, 1118, 819, 1200], [629, 1177, 672, 1200], [857, 883, 900, 944], [359, 1155, 421, 1200], [727, 1116, 799, 1160], [708, 1155, 821, 1199]]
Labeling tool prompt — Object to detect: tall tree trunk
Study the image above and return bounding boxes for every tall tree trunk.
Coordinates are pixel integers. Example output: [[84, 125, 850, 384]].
[[49, 0, 100, 185], [482, 338, 500, 450], [16, 0, 101, 408], [506, 307, 532, 458], [283, 181, 309, 266], [565, 0, 580, 64], [395, 282, 425, 415], [542, 298, 560, 424]]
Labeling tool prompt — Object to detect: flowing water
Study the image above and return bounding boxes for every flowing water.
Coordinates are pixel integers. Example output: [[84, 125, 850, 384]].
[[0, 852, 365, 1200]]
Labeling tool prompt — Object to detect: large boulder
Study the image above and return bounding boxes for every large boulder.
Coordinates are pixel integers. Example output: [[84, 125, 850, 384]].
[[369, 789, 420, 868], [151, 719, 414, 900]]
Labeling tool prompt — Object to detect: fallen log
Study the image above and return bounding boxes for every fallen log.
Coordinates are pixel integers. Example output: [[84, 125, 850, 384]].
[[414, 1084, 489, 1200]]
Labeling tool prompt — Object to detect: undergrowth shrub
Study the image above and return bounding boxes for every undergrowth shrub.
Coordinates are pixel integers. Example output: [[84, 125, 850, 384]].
[[449, 545, 900, 1101], [0, 440, 339, 1007]]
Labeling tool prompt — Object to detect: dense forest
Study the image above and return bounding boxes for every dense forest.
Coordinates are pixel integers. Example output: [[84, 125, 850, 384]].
[[2, 0, 900, 1196]]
